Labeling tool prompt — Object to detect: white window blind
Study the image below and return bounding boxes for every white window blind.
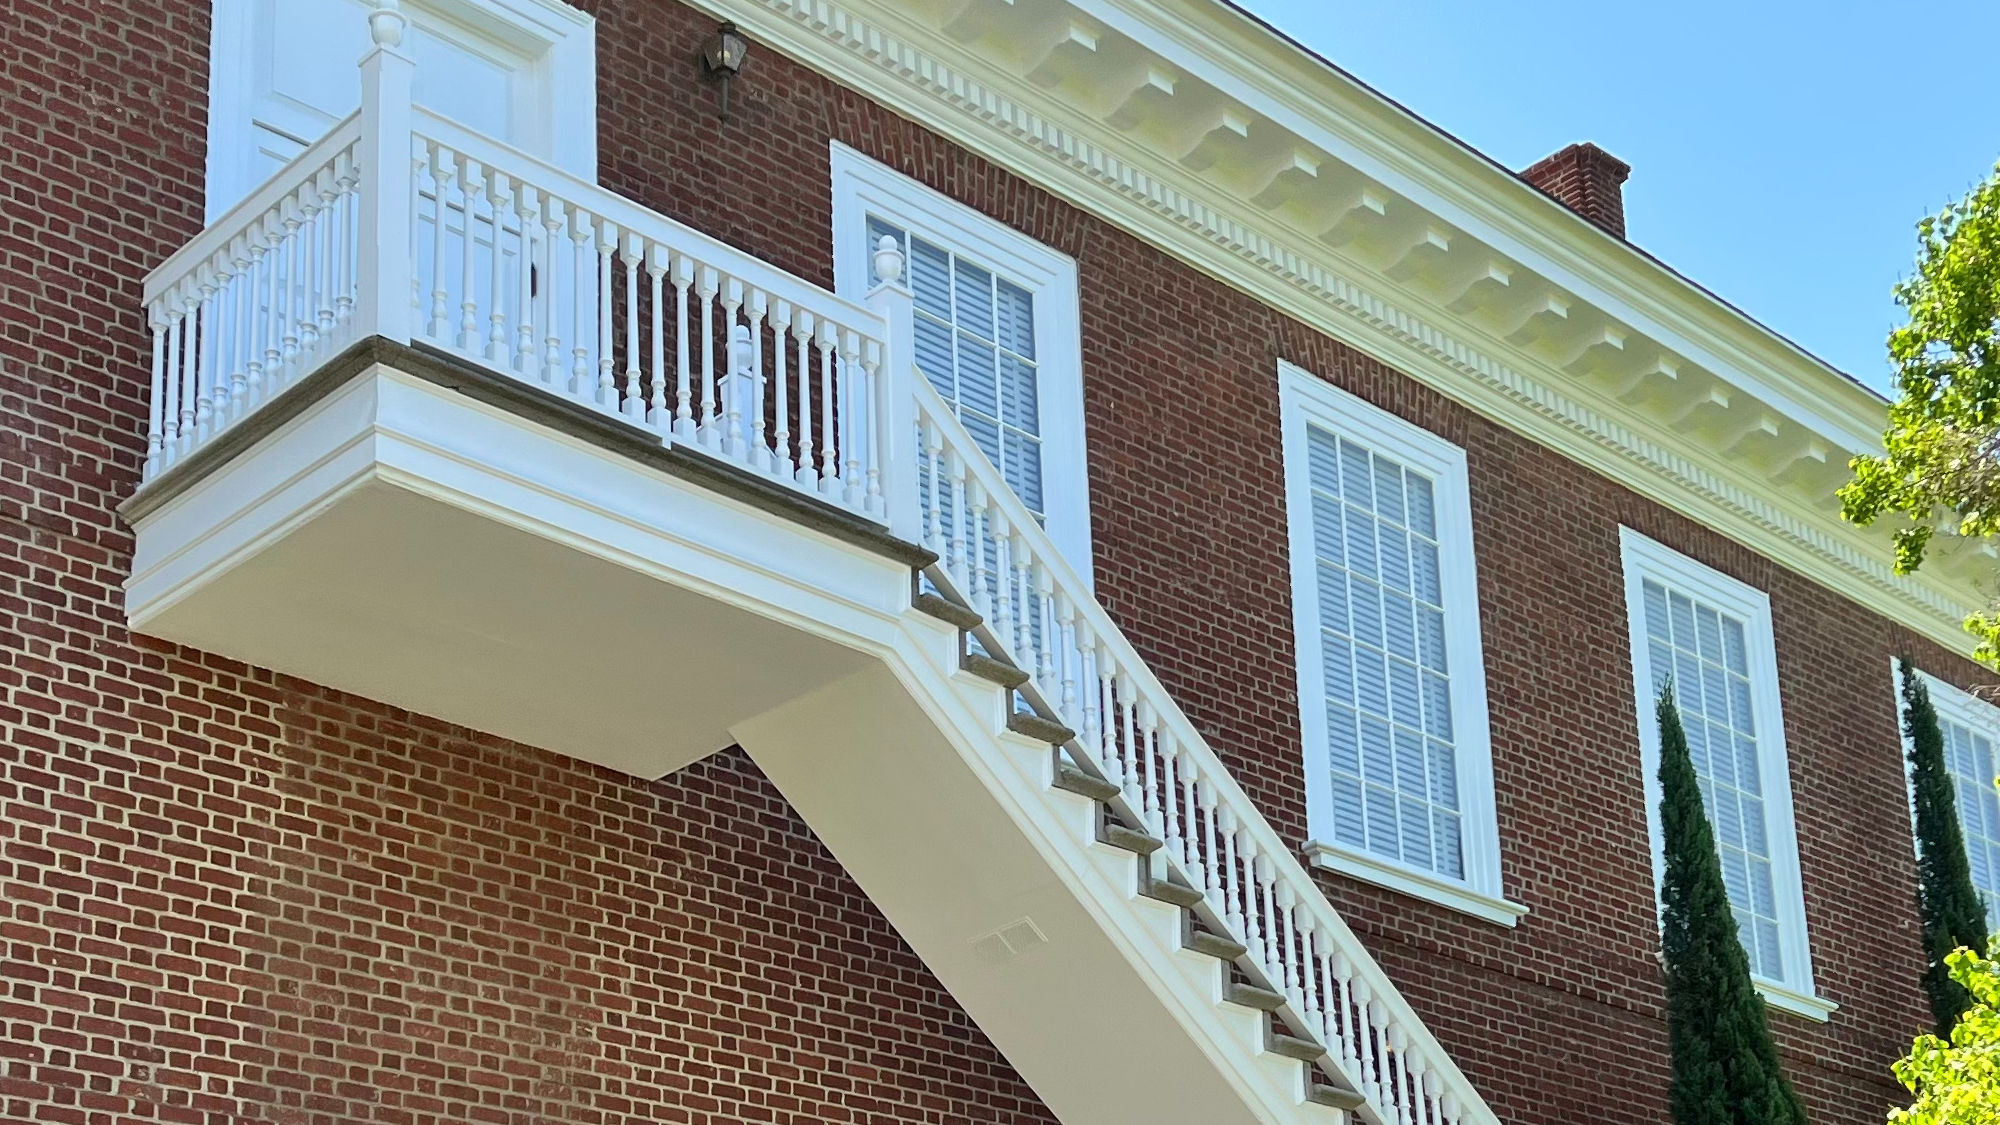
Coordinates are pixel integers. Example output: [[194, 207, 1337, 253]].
[[1307, 426, 1462, 878], [1619, 529, 1827, 1018], [1639, 579, 1785, 978], [869, 215, 1045, 520], [1907, 671, 2000, 933], [1280, 365, 1514, 925]]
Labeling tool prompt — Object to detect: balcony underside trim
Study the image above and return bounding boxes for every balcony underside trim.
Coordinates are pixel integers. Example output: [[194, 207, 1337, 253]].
[[120, 336, 937, 571]]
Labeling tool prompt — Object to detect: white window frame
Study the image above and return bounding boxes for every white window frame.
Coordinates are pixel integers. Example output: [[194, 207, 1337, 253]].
[[205, 0, 597, 222], [1619, 528, 1833, 1021], [1279, 362, 1520, 926], [1894, 660, 2000, 933], [828, 143, 1092, 583]]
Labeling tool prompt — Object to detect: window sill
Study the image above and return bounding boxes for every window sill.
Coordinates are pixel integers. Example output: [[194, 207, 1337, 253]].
[[1754, 977, 1837, 1022], [1304, 842, 1528, 928]]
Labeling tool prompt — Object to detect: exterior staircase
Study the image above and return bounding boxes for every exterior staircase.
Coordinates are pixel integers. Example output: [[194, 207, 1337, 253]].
[[125, 21, 1502, 1124]]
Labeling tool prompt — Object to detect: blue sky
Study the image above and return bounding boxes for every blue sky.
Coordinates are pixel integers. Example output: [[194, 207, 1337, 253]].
[[1241, 0, 2000, 393]]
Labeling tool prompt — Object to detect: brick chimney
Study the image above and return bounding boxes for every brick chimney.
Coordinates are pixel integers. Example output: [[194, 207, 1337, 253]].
[[1520, 142, 1631, 240]]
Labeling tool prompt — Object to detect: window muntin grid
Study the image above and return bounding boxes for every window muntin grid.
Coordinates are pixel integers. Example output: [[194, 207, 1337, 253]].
[[869, 216, 1044, 520], [1307, 424, 1464, 880], [1641, 579, 1786, 979], [1935, 707, 2000, 932]]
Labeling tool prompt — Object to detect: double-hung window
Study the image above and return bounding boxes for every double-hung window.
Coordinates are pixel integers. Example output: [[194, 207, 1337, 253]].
[[1279, 364, 1517, 925], [828, 144, 1090, 580], [1899, 666, 2000, 933], [1619, 529, 1831, 1020]]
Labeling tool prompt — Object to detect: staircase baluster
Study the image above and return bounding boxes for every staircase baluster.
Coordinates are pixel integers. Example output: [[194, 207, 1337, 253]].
[[720, 279, 745, 442], [428, 146, 451, 339], [334, 151, 359, 327], [293, 181, 321, 355], [1199, 777, 1224, 915], [177, 286, 201, 449], [817, 318, 838, 489], [246, 231, 270, 408], [1179, 755, 1203, 885], [696, 264, 720, 438], [144, 308, 167, 478], [923, 423, 945, 560], [839, 326, 863, 504], [595, 219, 619, 406], [1255, 853, 1279, 976], [673, 254, 697, 436], [1298, 917, 1322, 1045], [1367, 997, 1392, 1113], [1219, 807, 1243, 934], [989, 509, 1013, 653], [1422, 1066, 1444, 1125], [278, 193, 302, 367], [1350, 979, 1379, 1103], [1076, 619, 1100, 760], [622, 232, 644, 418], [749, 291, 770, 467], [646, 244, 668, 425], [1331, 951, 1360, 1083], [793, 310, 816, 481], [227, 237, 253, 421], [1056, 592, 1079, 729], [1014, 534, 1035, 668], [1095, 650, 1121, 790], [1036, 562, 1058, 691], [945, 450, 967, 593], [1137, 701, 1160, 832], [1388, 1025, 1413, 1125], [513, 186, 539, 374], [1277, 882, 1301, 1005], [460, 158, 483, 352], [486, 170, 511, 362], [539, 197, 565, 385], [1159, 732, 1180, 860], [317, 164, 341, 336], [571, 208, 596, 397], [1239, 835, 1262, 969], [968, 481, 992, 621], [1405, 1046, 1431, 1125], [1117, 675, 1140, 811], [771, 298, 791, 465]]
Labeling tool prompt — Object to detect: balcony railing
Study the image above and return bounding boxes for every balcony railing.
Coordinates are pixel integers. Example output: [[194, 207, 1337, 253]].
[[141, 14, 911, 532], [132, 8, 1497, 1125]]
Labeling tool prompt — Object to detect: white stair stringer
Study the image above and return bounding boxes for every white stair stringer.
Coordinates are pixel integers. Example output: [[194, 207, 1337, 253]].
[[731, 609, 1353, 1125]]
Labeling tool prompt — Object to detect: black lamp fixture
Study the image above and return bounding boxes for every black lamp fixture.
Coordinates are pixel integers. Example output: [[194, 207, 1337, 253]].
[[700, 22, 750, 122]]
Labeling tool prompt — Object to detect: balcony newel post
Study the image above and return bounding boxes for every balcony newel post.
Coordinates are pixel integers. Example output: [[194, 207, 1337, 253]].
[[353, 0, 417, 346], [866, 235, 920, 537]]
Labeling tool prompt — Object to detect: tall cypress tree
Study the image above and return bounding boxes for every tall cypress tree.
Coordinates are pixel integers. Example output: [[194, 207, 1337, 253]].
[[1656, 684, 1807, 1125], [1899, 656, 1991, 1034]]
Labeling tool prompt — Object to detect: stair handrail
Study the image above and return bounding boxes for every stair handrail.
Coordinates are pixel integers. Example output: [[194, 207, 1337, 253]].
[[904, 375, 1498, 1125]]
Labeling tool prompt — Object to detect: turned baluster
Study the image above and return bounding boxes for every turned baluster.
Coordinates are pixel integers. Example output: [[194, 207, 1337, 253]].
[[771, 298, 792, 469], [672, 254, 696, 436], [792, 309, 816, 484], [428, 146, 453, 339], [539, 196, 566, 384], [485, 170, 511, 360], [569, 208, 596, 396], [645, 244, 668, 425], [513, 185, 540, 374]]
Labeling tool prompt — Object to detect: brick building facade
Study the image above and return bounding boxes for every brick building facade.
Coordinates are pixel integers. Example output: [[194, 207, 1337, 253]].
[[3, 1, 1990, 1123]]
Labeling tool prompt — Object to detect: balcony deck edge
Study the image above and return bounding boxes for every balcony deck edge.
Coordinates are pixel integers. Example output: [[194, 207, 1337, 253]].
[[119, 336, 937, 572]]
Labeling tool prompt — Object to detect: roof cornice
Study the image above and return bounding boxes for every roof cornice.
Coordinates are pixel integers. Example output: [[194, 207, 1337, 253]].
[[679, 0, 1988, 657]]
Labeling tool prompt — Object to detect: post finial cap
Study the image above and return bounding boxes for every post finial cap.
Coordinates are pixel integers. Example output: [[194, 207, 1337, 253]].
[[369, 0, 408, 48]]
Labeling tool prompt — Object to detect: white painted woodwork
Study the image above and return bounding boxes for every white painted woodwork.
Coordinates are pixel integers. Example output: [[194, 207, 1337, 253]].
[[206, 0, 595, 221], [149, 32, 898, 523], [131, 17, 1503, 1125]]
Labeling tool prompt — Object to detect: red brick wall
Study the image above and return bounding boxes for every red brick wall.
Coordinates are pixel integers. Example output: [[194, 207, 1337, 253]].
[[0, 1, 1985, 1124]]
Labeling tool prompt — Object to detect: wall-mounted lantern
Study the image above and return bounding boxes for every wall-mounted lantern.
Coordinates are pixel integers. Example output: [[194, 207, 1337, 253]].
[[700, 22, 750, 122]]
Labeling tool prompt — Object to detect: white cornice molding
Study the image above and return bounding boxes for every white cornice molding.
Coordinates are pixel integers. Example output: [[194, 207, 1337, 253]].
[[678, 0, 1985, 656]]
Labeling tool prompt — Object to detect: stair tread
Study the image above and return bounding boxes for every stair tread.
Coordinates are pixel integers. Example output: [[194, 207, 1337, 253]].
[[1099, 820, 1164, 855], [1005, 711, 1076, 745], [1052, 761, 1120, 802], [912, 591, 983, 630], [1307, 1081, 1368, 1112], [962, 651, 1030, 689], [1183, 925, 1248, 962], [1224, 982, 1286, 1012], [1140, 874, 1205, 907], [1268, 1031, 1326, 1061]]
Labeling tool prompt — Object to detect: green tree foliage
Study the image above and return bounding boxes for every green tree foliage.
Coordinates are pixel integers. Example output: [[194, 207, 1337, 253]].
[[1891, 945, 2000, 1125], [1656, 685, 1808, 1125], [1842, 162, 2000, 664], [1901, 658, 1992, 1033]]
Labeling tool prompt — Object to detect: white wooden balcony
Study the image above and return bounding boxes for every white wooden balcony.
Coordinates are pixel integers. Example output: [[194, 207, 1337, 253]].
[[122, 9, 1503, 1125]]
